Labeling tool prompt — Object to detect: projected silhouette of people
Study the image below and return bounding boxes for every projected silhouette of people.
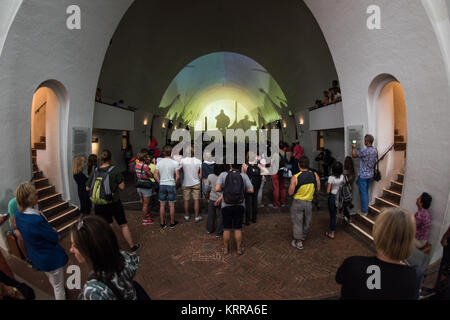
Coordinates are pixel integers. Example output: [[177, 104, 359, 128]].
[[215, 109, 230, 134], [237, 115, 257, 131]]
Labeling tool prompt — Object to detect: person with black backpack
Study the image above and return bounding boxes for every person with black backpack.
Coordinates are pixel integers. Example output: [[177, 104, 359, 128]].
[[242, 151, 262, 224], [87, 150, 140, 253], [215, 162, 254, 255]]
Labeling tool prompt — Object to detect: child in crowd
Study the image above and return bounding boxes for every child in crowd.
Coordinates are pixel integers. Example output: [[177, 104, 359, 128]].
[[414, 192, 432, 249]]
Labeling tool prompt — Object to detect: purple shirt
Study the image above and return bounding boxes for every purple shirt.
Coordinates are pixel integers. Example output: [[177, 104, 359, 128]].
[[357, 147, 378, 179], [415, 208, 431, 241]]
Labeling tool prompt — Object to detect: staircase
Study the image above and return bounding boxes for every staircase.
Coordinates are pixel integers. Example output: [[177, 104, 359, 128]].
[[348, 169, 405, 242], [394, 130, 407, 151], [32, 148, 80, 235], [34, 136, 46, 150]]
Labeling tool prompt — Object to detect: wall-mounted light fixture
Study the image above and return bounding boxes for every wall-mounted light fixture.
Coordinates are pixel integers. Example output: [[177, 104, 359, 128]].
[[299, 117, 305, 133], [282, 120, 287, 128], [162, 121, 166, 129]]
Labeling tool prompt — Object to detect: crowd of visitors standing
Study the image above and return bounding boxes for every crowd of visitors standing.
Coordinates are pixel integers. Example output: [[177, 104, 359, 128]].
[[1, 133, 448, 301]]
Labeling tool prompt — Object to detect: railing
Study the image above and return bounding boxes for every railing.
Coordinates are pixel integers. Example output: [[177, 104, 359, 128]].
[[377, 143, 395, 164], [95, 99, 136, 112]]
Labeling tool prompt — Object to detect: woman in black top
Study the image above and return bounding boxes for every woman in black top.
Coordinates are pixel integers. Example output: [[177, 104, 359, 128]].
[[73, 157, 91, 215], [336, 207, 420, 300]]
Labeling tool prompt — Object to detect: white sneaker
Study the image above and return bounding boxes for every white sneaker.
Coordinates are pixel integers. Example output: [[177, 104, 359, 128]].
[[184, 216, 190, 222], [195, 216, 203, 223]]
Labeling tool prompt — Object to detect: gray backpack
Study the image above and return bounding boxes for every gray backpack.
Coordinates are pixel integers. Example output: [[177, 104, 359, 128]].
[[90, 166, 115, 205]]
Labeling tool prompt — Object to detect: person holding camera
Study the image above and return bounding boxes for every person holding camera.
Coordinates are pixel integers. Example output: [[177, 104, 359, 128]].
[[352, 134, 378, 215]]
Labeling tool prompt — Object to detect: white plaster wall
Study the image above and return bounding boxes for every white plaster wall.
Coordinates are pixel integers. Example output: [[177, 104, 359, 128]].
[[323, 129, 345, 165], [0, 0, 22, 56], [31, 87, 47, 146], [93, 102, 134, 131], [309, 102, 344, 131], [34, 87, 63, 194], [376, 83, 395, 155], [92, 129, 127, 172], [130, 109, 154, 153], [0, 0, 134, 219], [305, 0, 450, 262]]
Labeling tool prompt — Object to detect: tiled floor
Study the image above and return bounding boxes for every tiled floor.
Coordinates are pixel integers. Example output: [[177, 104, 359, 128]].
[[4, 173, 440, 300], [3, 175, 381, 300]]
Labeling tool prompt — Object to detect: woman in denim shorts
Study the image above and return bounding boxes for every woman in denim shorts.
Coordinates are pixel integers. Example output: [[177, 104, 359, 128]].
[[134, 153, 154, 226]]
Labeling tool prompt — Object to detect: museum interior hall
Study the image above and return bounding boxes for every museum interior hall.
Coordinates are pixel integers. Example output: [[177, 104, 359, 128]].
[[0, 0, 449, 300]]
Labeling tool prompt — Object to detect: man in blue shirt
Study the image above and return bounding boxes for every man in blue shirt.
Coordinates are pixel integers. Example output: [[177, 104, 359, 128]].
[[352, 134, 378, 215]]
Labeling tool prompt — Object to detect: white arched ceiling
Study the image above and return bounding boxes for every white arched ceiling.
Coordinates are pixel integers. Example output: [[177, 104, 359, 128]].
[[0, 0, 449, 263], [97, 0, 339, 118]]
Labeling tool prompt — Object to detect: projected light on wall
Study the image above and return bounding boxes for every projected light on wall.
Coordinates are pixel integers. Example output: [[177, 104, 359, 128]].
[[159, 52, 289, 131]]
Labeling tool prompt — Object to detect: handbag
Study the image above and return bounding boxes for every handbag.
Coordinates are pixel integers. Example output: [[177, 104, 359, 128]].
[[373, 150, 382, 182], [135, 164, 153, 189]]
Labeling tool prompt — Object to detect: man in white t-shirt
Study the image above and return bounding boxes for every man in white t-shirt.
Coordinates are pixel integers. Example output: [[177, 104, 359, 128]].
[[155, 145, 180, 230], [180, 146, 203, 222]]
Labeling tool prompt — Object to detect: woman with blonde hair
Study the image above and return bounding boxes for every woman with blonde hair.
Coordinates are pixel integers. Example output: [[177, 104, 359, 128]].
[[336, 207, 420, 299], [14, 182, 68, 300], [73, 156, 91, 215]]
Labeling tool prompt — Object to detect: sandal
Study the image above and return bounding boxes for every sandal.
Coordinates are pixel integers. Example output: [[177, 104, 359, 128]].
[[237, 248, 245, 256], [223, 247, 230, 255], [325, 232, 335, 240]]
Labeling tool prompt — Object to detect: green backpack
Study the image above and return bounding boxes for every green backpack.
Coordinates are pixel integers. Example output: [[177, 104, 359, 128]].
[[89, 166, 115, 205]]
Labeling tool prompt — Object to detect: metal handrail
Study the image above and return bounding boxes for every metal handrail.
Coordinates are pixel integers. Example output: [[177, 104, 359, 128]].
[[377, 143, 395, 163]]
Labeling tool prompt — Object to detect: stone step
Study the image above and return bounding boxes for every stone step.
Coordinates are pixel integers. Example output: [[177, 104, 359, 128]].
[[348, 221, 374, 241], [56, 217, 80, 235], [42, 201, 69, 218], [375, 196, 400, 208], [34, 142, 46, 150], [48, 206, 79, 228], [36, 185, 55, 198], [397, 173, 404, 183], [382, 189, 401, 206], [33, 171, 43, 180], [394, 135, 404, 142], [33, 164, 39, 172], [353, 213, 375, 232], [390, 180, 403, 192], [394, 142, 407, 151], [33, 177, 49, 189], [38, 193, 62, 210]]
